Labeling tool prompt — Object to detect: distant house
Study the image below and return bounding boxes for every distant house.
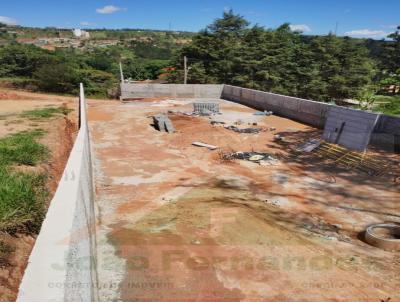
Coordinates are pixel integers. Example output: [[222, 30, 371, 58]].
[[36, 38, 49, 45], [6, 30, 18, 36], [72, 28, 90, 39]]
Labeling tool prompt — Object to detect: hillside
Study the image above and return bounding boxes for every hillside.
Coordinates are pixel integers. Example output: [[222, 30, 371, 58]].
[[1, 25, 194, 52], [0, 25, 195, 97]]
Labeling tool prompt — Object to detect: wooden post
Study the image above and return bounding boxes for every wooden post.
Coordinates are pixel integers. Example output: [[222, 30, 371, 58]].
[[184, 56, 188, 84]]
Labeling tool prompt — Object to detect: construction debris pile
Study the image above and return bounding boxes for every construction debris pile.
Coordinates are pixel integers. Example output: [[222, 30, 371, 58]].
[[219, 151, 280, 166], [296, 139, 321, 152], [224, 125, 266, 134]]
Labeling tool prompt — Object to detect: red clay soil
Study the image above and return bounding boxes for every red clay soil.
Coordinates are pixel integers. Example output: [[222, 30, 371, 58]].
[[0, 88, 77, 103], [90, 98, 400, 302], [0, 89, 77, 302]]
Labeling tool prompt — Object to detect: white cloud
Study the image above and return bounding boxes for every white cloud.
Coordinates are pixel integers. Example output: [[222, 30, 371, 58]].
[[96, 5, 123, 14], [0, 16, 18, 26], [290, 24, 311, 33], [344, 29, 388, 39]]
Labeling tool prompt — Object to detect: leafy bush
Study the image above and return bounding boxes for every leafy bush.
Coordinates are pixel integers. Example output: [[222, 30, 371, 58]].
[[33, 63, 82, 94], [0, 43, 51, 78], [374, 95, 400, 116], [79, 69, 117, 97]]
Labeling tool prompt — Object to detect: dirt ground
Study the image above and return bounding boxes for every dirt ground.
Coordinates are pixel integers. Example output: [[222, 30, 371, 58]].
[[0, 88, 77, 302], [89, 98, 400, 301]]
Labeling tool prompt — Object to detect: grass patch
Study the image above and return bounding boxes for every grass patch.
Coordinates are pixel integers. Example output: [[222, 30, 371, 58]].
[[0, 130, 49, 233], [373, 95, 400, 116], [0, 169, 47, 233], [0, 240, 15, 267], [0, 129, 48, 166], [21, 106, 72, 120]]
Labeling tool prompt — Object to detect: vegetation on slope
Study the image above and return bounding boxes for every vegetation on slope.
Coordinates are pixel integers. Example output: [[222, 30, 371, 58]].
[[0, 14, 399, 112], [0, 129, 48, 233], [0, 23, 193, 97]]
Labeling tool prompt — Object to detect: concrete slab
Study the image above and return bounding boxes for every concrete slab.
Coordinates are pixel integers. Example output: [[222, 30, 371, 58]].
[[88, 97, 400, 301]]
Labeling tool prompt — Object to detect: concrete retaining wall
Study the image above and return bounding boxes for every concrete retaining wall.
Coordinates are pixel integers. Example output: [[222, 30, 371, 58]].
[[222, 85, 400, 152], [322, 106, 379, 151], [372, 115, 400, 151], [17, 84, 98, 301], [121, 83, 224, 99], [221, 85, 331, 128]]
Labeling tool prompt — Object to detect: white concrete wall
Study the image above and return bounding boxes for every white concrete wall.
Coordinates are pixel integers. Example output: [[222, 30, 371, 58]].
[[17, 84, 98, 302]]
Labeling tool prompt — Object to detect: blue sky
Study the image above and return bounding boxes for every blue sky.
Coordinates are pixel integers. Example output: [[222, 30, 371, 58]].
[[1, 0, 399, 39]]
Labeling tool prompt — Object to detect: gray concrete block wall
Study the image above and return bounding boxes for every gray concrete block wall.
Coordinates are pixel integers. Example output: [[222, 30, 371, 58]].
[[222, 85, 331, 128], [323, 107, 379, 151], [376, 115, 400, 135], [371, 115, 400, 152], [221, 85, 400, 152], [121, 83, 224, 99]]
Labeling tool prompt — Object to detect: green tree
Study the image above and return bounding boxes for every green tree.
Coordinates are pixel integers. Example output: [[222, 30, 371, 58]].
[[310, 34, 374, 101], [378, 26, 400, 93], [0, 43, 50, 77], [171, 10, 249, 84], [385, 26, 400, 74], [172, 11, 374, 102], [33, 63, 81, 93], [79, 69, 117, 97]]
